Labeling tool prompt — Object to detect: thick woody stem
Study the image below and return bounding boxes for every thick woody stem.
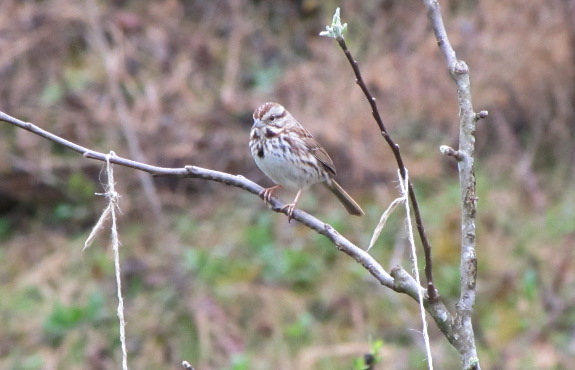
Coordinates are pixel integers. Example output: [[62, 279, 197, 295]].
[[422, 0, 483, 368]]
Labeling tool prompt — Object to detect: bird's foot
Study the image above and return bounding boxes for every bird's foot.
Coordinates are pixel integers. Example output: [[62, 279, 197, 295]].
[[280, 203, 296, 223], [260, 185, 282, 204]]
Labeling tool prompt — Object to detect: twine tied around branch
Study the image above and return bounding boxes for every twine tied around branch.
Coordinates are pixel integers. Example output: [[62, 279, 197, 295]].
[[83, 151, 128, 370], [84, 151, 121, 251]]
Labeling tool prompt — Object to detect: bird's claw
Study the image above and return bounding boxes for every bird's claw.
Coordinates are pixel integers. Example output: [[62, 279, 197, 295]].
[[280, 203, 296, 223], [260, 185, 282, 204], [259, 185, 298, 222]]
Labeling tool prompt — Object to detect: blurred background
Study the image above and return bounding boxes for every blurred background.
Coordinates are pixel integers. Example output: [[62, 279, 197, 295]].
[[1, 0, 575, 368]]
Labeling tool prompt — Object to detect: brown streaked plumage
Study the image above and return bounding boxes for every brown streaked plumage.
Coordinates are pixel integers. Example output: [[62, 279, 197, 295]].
[[249, 102, 364, 221]]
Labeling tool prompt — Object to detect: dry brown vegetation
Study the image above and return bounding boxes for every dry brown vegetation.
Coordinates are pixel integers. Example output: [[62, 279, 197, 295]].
[[1, 0, 575, 369]]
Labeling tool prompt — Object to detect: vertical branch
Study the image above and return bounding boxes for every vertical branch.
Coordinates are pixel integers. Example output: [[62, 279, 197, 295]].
[[422, 1, 485, 369]]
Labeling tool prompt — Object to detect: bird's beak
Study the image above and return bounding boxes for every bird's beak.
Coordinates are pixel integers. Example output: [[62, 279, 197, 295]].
[[252, 118, 265, 129]]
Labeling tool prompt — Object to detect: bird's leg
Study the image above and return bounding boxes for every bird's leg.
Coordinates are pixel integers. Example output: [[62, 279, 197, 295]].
[[260, 185, 282, 204], [281, 189, 302, 223]]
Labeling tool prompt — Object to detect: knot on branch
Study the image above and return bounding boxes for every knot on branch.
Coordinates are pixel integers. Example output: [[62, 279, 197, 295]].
[[450, 60, 468, 75], [440, 145, 464, 161], [427, 283, 440, 303], [390, 266, 413, 292], [474, 110, 489, 121]]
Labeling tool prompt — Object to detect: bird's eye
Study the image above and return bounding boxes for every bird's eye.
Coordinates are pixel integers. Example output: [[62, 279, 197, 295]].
[[269, 115, 276, 121]]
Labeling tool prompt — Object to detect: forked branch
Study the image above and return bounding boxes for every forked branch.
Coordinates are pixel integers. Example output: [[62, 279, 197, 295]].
[[322, 4, 484, 368]]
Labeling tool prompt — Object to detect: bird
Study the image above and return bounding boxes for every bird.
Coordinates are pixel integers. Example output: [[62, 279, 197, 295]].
[[249, 102, 364, 221]]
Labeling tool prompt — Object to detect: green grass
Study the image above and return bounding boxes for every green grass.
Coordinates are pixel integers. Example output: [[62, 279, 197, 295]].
[[1, 169, 575, 369]]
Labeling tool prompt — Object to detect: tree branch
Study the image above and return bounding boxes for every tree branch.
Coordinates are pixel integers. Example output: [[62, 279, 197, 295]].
[[421, 0, 485, 368], [0, 110, 396, 281], [0, 108, 461, 350], [334, 32, 438, 302]]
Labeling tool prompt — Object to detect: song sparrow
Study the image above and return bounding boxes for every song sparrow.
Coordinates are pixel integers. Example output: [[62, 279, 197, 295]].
[[249, 102, 364, 221]]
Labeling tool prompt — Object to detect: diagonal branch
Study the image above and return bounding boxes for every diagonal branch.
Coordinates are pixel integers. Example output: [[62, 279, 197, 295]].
[[0, 109, 459, 347], [333, 36, 438, 301], [0, 110, 395, 282]]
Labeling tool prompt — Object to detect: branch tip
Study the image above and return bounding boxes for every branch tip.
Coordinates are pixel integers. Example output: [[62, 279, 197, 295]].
[[319, 7, 347, 39], [474, 110, 488, 121], [440, 145, 463, 160]]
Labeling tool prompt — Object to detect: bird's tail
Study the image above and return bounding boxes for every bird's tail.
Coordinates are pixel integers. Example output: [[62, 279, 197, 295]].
[[323, 180, 364, 216]]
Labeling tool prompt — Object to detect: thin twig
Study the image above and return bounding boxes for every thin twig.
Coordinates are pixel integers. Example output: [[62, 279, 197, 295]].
[[331, 34, 438, 301], [440, 145, 463, 161]]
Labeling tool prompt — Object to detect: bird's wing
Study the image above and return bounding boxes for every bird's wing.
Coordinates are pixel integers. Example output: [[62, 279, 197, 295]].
[[302, 135, 337, 176]]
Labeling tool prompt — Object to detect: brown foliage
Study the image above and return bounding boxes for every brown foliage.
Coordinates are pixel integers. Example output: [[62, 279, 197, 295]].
[[1, 0, 574, 213]]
